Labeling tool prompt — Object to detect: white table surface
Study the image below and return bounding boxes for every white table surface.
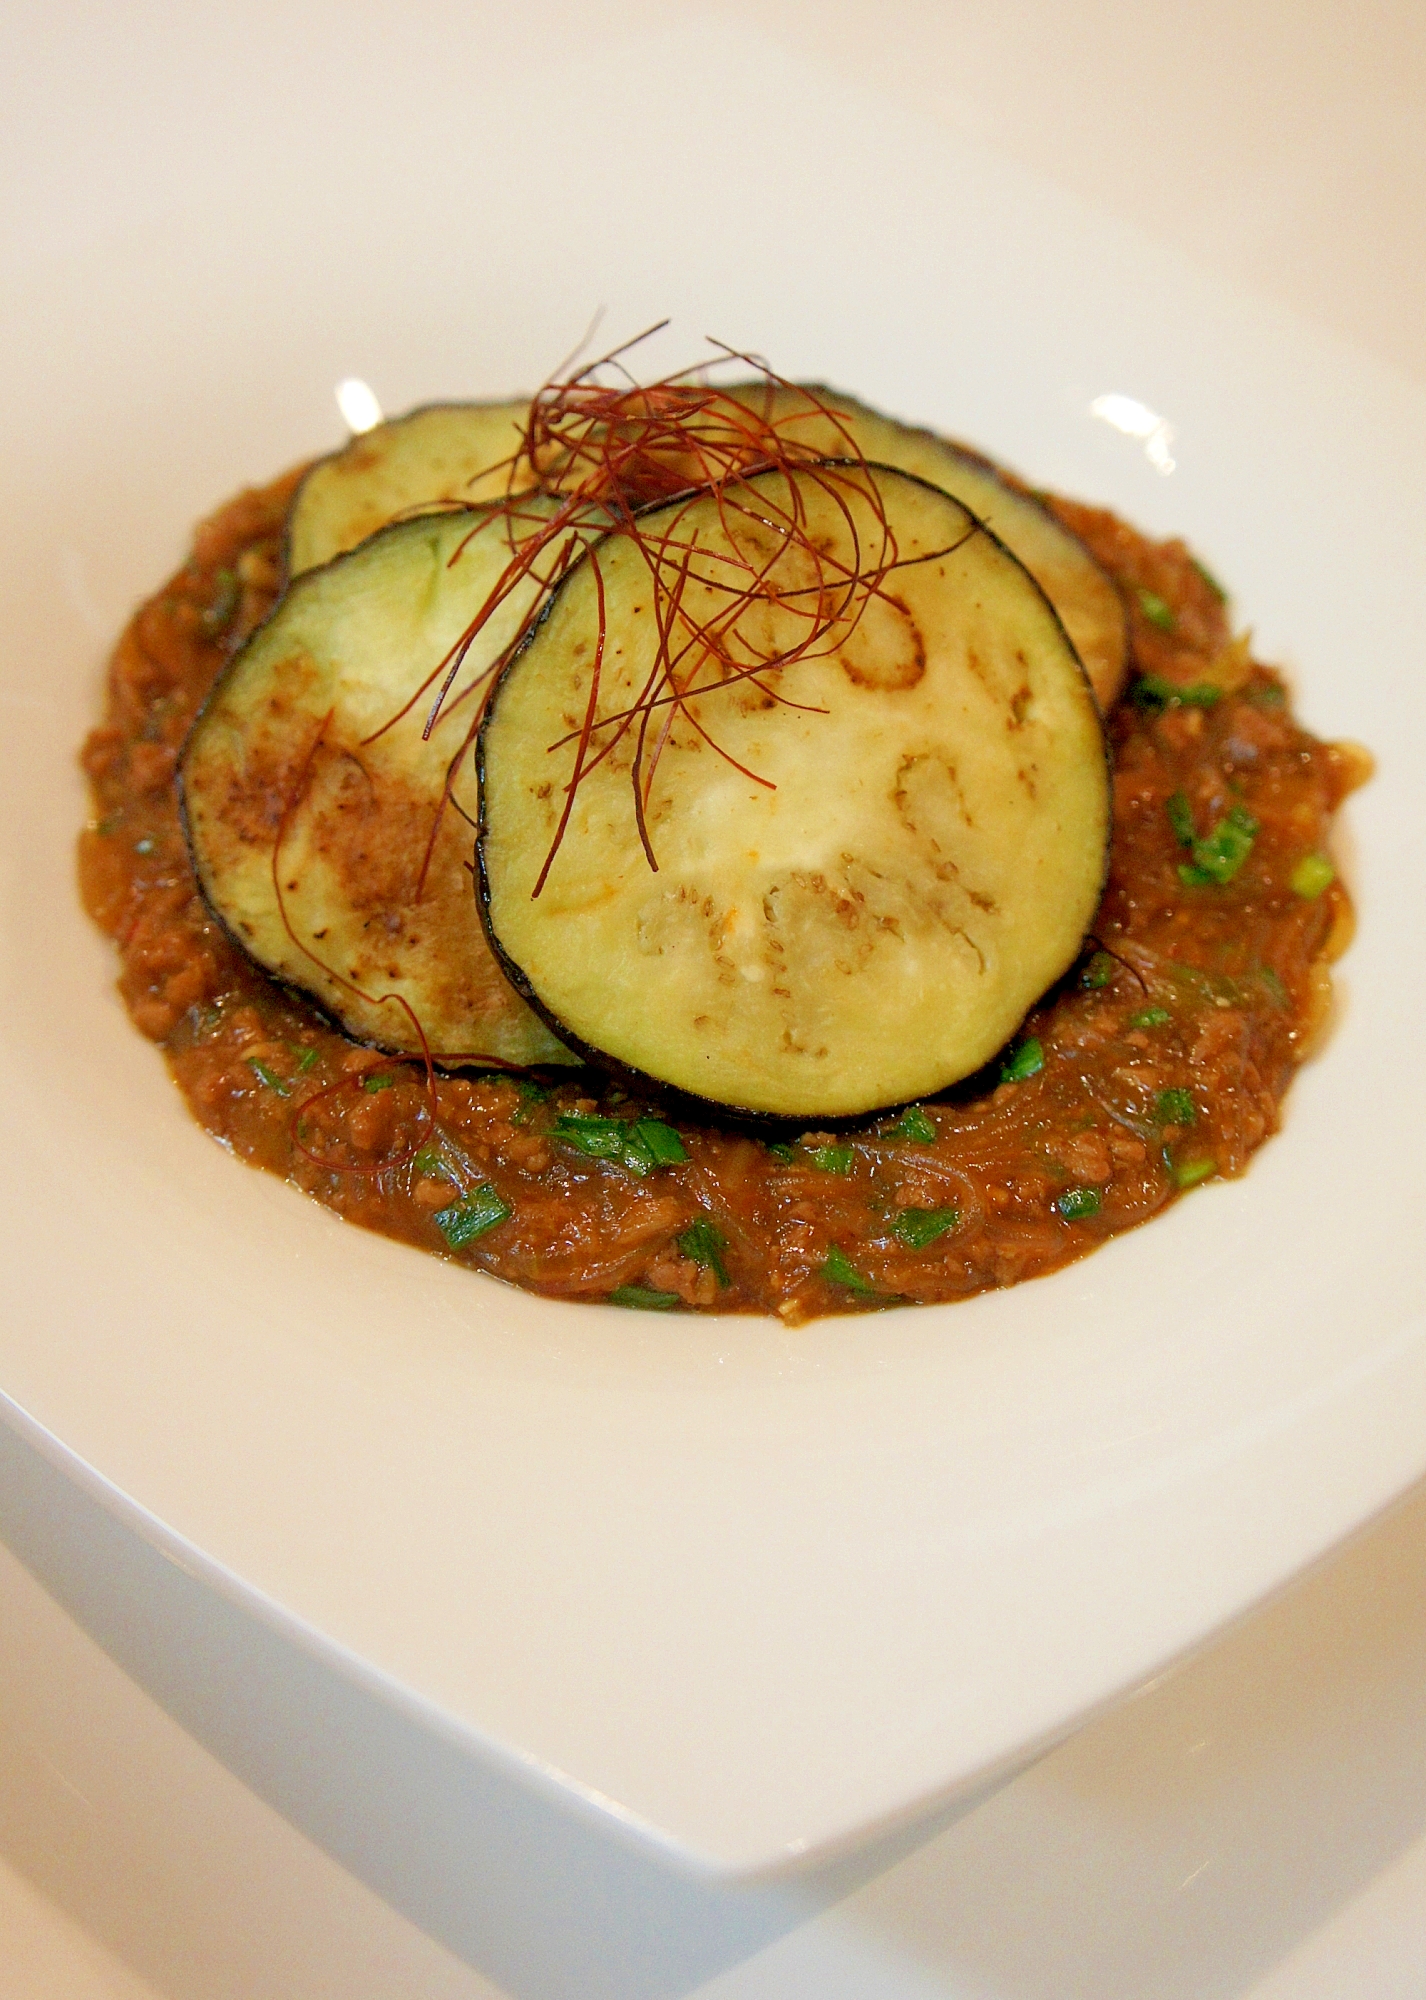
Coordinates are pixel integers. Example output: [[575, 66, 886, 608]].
[[4, 3, 1425, 1992]]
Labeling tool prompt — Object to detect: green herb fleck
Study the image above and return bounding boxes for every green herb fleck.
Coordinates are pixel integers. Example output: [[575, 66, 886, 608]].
[[1178, 803, 1258, 887], [1056, 1186, 1102, 1221], [411, 1144, 452, 1179], [1173, 1157, 1216, 1190], [608, 1284, 681, 1311], [807, 1142, 854, 1174], [1129, 1007, 1172, 1028], [630, 1119, 688, 1166], [891, 1206, 960, 1250], [200, 567, 240, 636], [1136, 587, 1177, 633], [434, 1184, 511, 1247], [1001, 1038, 1044, 1084], [293, 1046, 319, 1074], [885, 1105, 937, 1145], [247, 1058, 290, 1097], [554, 1111, 684, 1177], [619, 1129, 658, 1176], [553, 1112, 627, 1159], [1249, 680, 1286, 707], [362, 1072, 397, 1093], [1290, 853, 1335, 899], [678, 1218, 729, 1286], [1082, 950, 1116, 990], [766, 1141, 796, 1164], [1166, 790, 1196, 848], [821, 1245, 876, 1294], [1132, 674, 1223, 713], [511, 1077, 550, 1123], [1192, 558, 1228, 603], [1154, 1087, 1196, 1126]]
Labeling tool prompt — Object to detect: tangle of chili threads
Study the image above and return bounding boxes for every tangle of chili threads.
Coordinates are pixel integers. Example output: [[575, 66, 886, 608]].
[[339, 331, 987, 1056]]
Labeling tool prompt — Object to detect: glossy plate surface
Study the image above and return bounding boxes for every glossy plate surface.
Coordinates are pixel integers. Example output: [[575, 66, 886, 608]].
[[2, 2, 1424, 1880]]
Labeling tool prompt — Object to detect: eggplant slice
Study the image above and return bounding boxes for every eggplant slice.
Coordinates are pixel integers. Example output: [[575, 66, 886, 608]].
[[727, 384, 1129, 711], [182, 502, 585, 1066], [286, 400, 531, 577], [478, 464, 1112, 1119], [285, 388, 1128, 709]]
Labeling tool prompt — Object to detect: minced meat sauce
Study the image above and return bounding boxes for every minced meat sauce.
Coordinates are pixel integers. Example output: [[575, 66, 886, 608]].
[[78, 466, 1369, 1321]]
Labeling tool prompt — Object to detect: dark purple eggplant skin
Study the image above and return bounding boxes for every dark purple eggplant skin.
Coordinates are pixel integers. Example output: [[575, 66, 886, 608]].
[[471, 462, 1113, 1132]]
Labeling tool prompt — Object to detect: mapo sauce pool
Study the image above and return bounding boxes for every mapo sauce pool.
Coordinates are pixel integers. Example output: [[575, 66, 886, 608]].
[[78, 463, 1368, 1321]]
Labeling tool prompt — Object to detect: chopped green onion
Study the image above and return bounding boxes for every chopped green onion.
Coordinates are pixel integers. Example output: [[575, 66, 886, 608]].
[[679, 1218, 729, 1286], [200, 567, 240, 636], [807, 1142, 854, 1174], [891, 1206, 960, 1250], [821, 1245, 876, 1293], [1136, 588, 1177, 633], [1154, 1087, 1196, 1126], [766, 1141, 796, 1163], [1192, 558, 1228, 603], [1056, 1186, 1102, 1221], [1257, 966, 1289, 1008], [246, 1058, 290, 1097], [362, 1072, 397, 1093], [411, 1144, 451, 1179], [608, 1284, 681, 1311], [885, 1105, 937, 1145], [1166, 791, 1196, 849], [620, 1131, 657, 1176], [1129, 1007, 1172, 1028], [1082, 950, 1116, 990], [1178, 804, 1258, 887], [1132, 674, 1223, 713], [434, 1184, 511, 1247], [554, 1111, 685, 1177], [1173, 1157, 1216, 1189], [630, 1119, 688, 1166], [1290, 854, 1335, 899], [1000, 1038, 1044, 1084], [1249, 680, 1286, 707], [292, 1045, 319, 1073], [553, 1112, 627, 1159]]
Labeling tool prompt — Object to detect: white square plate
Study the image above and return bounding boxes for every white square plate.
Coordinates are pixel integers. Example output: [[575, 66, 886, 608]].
[[3, 2, 1423, 1880]]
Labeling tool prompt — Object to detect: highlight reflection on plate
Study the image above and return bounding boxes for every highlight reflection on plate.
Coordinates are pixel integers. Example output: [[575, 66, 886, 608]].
[[2, 6, 1424, 1879]]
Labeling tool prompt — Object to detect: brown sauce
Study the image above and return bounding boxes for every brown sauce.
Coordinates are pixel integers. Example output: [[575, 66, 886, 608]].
[[78, 465, 1367, 1320]]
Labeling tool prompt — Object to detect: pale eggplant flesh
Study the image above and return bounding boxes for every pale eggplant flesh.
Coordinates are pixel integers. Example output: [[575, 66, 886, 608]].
[[725, 383, 1129, 712], [285, 400, 532, 578], [284, 387, 1128, 710], [181, 501, 590, 1066], [478, 463, 1112, 1120]]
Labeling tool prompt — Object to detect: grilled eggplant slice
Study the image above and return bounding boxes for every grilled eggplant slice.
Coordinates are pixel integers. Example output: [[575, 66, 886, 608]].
[[478, 464, 1111, 1119], [729, 384, 1129, 711], [286, 400, 530, 576], [286, 389, 1127, 710], [182, 503, 583, 1066]]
